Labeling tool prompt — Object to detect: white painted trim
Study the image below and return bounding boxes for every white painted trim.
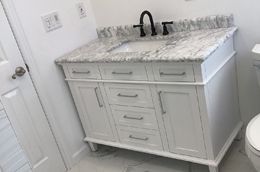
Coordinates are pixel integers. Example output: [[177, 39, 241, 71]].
[[84, 137, 216, 166], [0, 0, 71, 168]]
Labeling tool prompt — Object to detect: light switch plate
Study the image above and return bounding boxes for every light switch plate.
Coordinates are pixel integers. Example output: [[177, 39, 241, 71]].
[[76, 2, 87, 18], [42, 12, 62, 32]]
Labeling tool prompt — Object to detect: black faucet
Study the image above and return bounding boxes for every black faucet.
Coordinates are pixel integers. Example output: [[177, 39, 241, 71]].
[[133, 10, 157, 37], [162, 21, 173, 35]]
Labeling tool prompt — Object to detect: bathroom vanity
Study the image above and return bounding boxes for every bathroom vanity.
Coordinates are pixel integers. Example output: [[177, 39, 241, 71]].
[[56, 15, 242, 172]]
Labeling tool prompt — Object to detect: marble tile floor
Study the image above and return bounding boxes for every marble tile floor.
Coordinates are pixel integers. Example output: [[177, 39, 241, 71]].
[[69, 138, 256, 172]]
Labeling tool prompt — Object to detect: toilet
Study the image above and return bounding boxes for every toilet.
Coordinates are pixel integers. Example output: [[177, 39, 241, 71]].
[[246, 44, 260, 172], [246, 115, 260, 171]]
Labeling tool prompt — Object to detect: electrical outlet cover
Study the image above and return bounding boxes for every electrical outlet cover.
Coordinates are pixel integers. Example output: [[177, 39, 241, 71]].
[[42, 12, 62, 32]]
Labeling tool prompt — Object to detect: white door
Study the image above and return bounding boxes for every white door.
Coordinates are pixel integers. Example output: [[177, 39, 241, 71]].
[[0, 3, 66, 172], [157, 85, 206, 158]]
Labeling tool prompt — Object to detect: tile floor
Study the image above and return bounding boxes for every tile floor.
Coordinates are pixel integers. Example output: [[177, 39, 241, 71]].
[[69, 137, 256, 172]]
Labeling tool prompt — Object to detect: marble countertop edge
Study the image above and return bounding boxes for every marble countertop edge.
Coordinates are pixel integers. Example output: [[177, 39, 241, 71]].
[[55, 26, 238, 65]]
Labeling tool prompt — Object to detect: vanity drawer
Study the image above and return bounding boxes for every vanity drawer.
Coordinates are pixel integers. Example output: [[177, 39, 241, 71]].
[[99, 64, 148, 81], [111, 105, 158, 130], [67, 64, 101, 79], [104, 84, 153, 108], [117, 126, 163, 150], [152, 63, 195, 82]]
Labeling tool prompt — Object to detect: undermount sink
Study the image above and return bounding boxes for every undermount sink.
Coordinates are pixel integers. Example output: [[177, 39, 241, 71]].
[[109, 40, 168, 53]]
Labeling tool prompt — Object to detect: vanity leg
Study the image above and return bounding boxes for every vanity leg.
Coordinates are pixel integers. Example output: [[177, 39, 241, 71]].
[[88, 142, 98, 152], [209, 166, 219, 172]]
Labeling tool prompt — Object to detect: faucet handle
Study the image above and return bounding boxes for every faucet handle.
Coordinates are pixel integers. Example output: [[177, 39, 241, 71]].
[[162, 21, 173, 35], [133, 24, 146, 37], [133, 24, 143, 28], [162, 21, 174, 25]]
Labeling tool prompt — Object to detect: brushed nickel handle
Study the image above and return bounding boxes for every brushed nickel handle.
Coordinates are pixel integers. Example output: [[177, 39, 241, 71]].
[[12, 66, 26, 79], [72, 70, 90, 74], [129, 135, 149, 141], [94, 87, 103, 108], [158, 91, 166, 114], [123, 115, 144, 120], [160, 72, 186, 76], [117, 93, 138, 98], [112, 71, 133, 75]]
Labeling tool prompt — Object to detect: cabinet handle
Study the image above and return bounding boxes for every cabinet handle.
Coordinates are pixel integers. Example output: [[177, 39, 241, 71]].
[[112, 71, 133, 75], [129, 135, 149, 141], [117, 93, 138, 98], [160, 72, 186, 76], [72, 70, 90, 74], [158, 91, 166, 114], [123, 115, 144, 120], [94, 87, 103, 108]]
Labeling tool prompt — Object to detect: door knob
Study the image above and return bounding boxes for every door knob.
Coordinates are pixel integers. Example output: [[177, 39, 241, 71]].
[[12, 66, 26, 79]]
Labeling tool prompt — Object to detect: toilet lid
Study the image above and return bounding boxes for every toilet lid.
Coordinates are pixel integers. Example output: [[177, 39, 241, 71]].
[[247, 114, 260, 152]]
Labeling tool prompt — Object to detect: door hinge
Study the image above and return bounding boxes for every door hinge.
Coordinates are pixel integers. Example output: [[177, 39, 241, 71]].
[[25, 63, 30, 72]]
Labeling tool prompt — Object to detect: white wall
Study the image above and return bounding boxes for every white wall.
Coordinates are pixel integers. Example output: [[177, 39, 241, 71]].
[[9, 0, 97, 168], [90, 0, 260, 124]]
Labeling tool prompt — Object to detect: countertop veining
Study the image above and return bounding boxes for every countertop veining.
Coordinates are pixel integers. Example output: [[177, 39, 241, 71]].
[[56, 27, 237, 64], [55, 15, 237, 64]]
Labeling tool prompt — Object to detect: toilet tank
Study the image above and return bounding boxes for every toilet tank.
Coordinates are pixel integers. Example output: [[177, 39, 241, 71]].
[[252, 44, 260, 87]]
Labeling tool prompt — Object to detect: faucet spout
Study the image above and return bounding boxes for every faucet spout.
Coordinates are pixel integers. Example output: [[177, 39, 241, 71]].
[[140, 10, 157, 36], [133, 10, 157, 37]]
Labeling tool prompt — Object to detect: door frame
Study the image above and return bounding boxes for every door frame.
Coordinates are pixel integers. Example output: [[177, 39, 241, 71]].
[[0, 0, 70, 168]]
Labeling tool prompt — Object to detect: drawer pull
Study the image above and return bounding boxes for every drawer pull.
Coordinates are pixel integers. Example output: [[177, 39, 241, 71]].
[[112, 71, 133, 75], [72, 70, 90, 74], [129, 135, 149, 141], [117, 93, 138, 98], [94, 87, 103, 108], [123, 115, 144, 120], [160, 72, 186, 76], [158, 91, 166, 114]]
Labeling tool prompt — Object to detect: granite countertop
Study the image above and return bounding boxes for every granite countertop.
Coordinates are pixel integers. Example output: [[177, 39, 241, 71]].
[[56, 15, 237, 64]]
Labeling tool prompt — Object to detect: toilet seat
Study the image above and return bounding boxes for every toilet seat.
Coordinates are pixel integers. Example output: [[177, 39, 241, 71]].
[[247, 114, 260, 155]]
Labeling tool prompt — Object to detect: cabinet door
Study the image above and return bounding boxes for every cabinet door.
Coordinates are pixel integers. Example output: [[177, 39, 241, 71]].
[[70, 82, 115, 141], [157, 85, 206, 158]]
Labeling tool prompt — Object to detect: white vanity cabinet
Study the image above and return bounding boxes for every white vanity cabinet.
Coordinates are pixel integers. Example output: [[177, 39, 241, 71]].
[[156, 85, 206, 158], [61, 37, 242, 172], [68, 81, 115, 141]]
